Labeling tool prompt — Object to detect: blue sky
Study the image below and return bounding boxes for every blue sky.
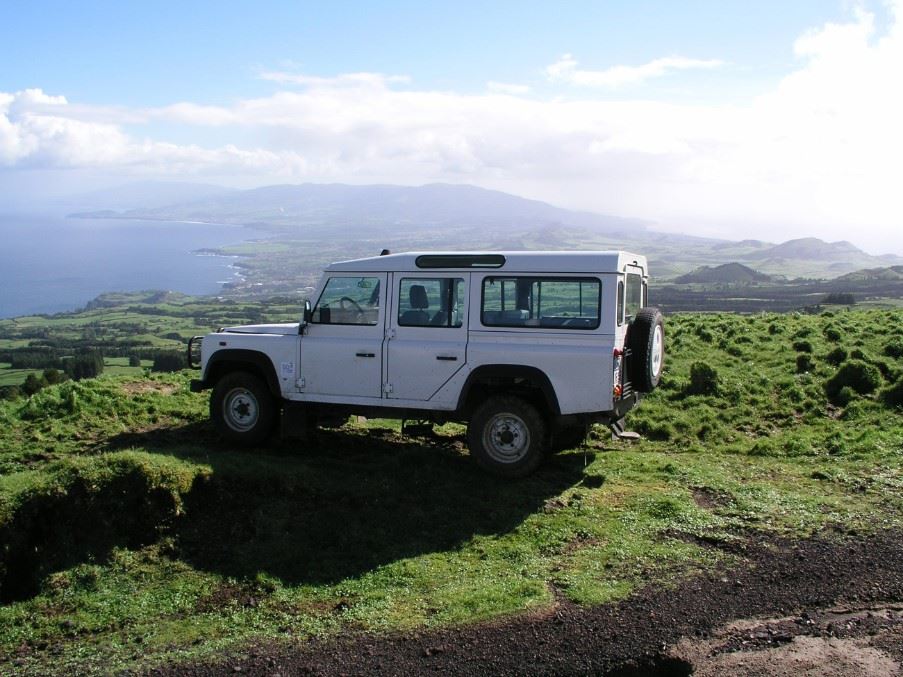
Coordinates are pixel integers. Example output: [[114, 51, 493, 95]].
[[1, 1, 857, 104], [2, 1, 902, 253]]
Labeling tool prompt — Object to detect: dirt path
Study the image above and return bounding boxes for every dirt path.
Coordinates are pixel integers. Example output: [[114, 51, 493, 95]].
[[154, 529, 903, 676]]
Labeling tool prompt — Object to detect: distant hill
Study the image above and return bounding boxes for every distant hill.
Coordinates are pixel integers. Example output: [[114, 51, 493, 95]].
[[748, 237, 865, 261], [66, 182, 903, 281], [76, 183, 647, 236], [61, 181, 237, 212], [835, 265, 903, 282], [673, 262, 772, 284]]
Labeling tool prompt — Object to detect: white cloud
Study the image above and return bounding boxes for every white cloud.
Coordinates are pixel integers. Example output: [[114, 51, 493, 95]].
[[545, 53, 724, 88], [486, 81, 531, 95], [2, 3, 903, 253], [258, 70, 411, 87]]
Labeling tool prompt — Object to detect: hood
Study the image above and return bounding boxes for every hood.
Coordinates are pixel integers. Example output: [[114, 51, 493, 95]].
[[221, 323, 299, 335]]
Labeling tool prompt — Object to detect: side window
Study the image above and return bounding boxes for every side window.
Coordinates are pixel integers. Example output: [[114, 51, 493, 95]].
[[625, 273, 643, 321], [398, 278, 464, 327], [312, 276, 381, 325], [482, 277, 600, 329], [617, 280, 624, 326]]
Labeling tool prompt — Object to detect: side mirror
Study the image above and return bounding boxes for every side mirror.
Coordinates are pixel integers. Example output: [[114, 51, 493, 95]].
[[301, 299, 312, 333]]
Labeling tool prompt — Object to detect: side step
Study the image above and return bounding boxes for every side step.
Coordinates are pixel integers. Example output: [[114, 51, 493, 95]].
[[608, 417, 641, 441]]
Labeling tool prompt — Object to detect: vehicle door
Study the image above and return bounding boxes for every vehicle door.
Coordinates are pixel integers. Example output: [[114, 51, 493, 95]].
[[298, 273, 386, 398], [385, 273, 468, 401]]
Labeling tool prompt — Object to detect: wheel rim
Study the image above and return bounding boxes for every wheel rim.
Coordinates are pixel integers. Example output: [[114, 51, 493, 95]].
[[482, 412, 531, 464], [222, 387, 259, 432], [651, 324, 664, 378]]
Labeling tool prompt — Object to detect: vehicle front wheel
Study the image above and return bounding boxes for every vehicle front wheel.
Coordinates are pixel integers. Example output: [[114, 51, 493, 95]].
[[211, 371, 277, 446], [467, 396, 547, 478]]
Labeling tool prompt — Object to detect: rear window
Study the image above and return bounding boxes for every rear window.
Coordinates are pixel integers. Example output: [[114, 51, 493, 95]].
[[481, 277, 600, 329], [625, 273, 643, 321]]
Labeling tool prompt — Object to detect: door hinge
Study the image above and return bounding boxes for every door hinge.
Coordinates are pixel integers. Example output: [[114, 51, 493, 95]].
[[296, 377, 306, 389], [383, 383, 393, 394], [387, 328, 396, 339]]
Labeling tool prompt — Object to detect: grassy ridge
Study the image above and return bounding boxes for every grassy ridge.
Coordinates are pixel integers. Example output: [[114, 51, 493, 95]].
[[0, 309, 901, 674]]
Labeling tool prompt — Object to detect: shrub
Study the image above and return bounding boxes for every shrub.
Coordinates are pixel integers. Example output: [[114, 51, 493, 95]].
[[833, 386, 855, 407], [792, 340, 813, 353], [128, 354, 142, 367], [882, 379, 903, 408], [22, 374, 47, 397], [768, 323, 783, 335], [825, 347, 847, 366], [796, 354, 814, 373], [884, 338, 903, 359], [151, 352, 185, 373], [0, 385, 21, 400], [825, 360, 881, 402], [695, 327, 714, 343], [42, 368, 66, 385], [687, 362, 719, 395], [823, 326, 842, 342]]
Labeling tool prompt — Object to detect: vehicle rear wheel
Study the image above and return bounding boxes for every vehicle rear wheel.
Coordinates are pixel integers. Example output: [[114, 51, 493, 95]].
[[468, 396, 547, 478], [211, 371, 277, 446], [627, 307, 665, 392]]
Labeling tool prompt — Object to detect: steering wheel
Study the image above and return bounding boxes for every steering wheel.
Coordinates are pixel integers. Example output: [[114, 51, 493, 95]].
[[338, 296, 364, 315]]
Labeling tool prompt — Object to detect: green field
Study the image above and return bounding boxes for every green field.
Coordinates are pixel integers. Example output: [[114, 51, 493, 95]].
[[0, 307, 902, 674]]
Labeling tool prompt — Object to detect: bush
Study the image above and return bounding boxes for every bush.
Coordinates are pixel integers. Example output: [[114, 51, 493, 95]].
[[833, 386, 855, 407], [884, 338, 903, 359], [128, 354, 142, 367], [825, 360, 881, 402], [687, 362, 719, 395], [825, 347, 847, 366], [22, 374, 47, 397], [796, 354, 814, 373], [792, 340, 813, 353], [42, 368, 66, 385], [823, 326, 842, 342], [882, 379, 903, 408], [151, 352, 185, 373], [0, 385, 21, 401]]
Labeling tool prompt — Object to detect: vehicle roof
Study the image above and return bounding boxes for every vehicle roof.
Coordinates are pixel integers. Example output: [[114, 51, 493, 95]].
[[325, 251, 648, 274]]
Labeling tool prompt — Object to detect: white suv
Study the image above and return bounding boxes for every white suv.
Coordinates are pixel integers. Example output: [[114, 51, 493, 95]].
[[189, 251, 664, 477]]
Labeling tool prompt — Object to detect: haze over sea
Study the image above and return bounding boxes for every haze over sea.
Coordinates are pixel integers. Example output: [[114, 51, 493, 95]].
[[0, 212, 253, 318]]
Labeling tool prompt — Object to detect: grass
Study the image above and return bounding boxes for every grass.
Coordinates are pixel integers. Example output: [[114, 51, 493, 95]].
[[0, 307, 901, 674]]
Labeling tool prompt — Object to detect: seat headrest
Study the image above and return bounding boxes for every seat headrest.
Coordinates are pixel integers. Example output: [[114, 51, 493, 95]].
[[409, 284, 429, 309]]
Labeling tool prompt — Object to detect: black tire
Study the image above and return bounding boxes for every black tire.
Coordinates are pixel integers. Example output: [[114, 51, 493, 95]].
[[467, 396, 547, 478], [210, 371, 277, 446], [627, 307, 665, 392], [550, 423, 588, 453]]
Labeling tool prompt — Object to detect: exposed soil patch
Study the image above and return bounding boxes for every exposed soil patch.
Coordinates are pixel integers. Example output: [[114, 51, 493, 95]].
[[151, 529, 903, 676], [121, 382, 180, 396], [690, 486, 732, 510]]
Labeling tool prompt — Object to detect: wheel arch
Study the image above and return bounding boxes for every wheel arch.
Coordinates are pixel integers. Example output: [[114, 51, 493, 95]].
[[204, 349, 282, 399], [456, 365, 561, 418]]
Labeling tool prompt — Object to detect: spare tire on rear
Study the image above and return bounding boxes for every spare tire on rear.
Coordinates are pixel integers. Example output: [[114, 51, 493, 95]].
[[627, 307, 664, 392]]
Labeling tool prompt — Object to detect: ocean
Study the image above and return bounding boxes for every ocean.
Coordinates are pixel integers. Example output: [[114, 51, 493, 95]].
[[0, 211, 257, 318]]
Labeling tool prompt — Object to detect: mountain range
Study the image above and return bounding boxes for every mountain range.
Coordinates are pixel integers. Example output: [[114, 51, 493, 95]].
[[69, 182, 903, 280]]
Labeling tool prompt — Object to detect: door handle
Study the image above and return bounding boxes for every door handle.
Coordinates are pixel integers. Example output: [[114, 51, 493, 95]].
[[436, 355, 458, 361], [355, 352, 376, 358]]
